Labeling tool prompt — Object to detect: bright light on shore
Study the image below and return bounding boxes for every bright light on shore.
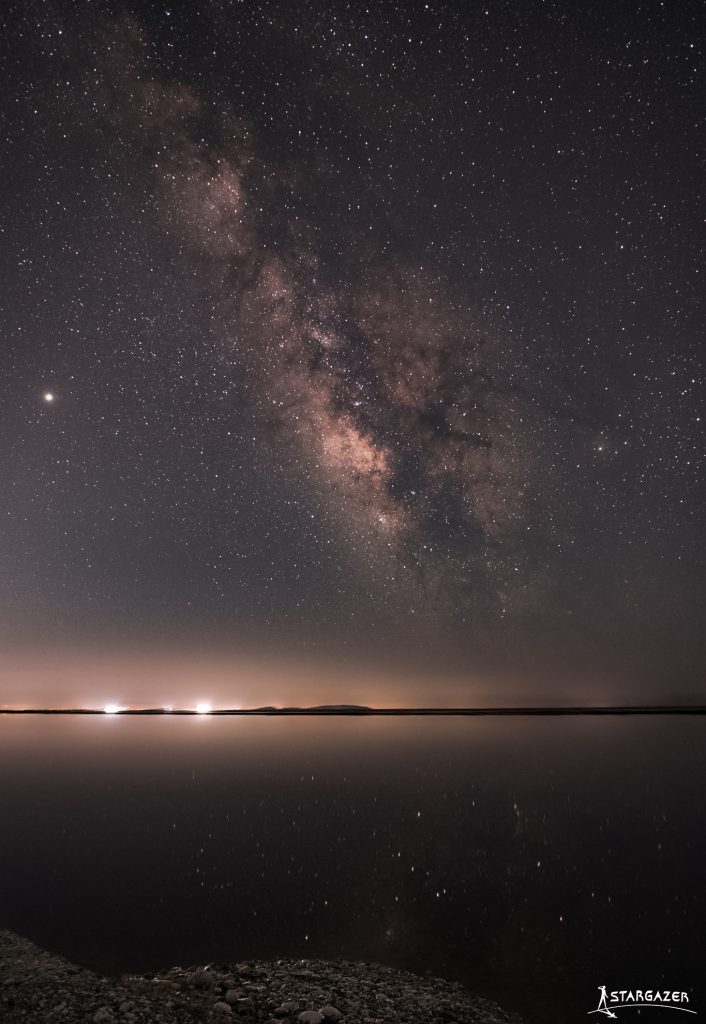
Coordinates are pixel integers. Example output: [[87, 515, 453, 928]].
[[103, 704, 124, 715], [195, 702, 212, 714]]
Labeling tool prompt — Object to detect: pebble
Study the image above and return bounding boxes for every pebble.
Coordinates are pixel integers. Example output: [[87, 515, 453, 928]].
[[297, 1013, 324, 1024], [320, 1007, 342, 1022], [275, 1001, 300, 1016], [190, 968, 217, 989]]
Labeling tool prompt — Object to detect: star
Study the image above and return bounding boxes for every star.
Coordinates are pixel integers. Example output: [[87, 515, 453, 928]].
[[43, 392, 54, 403]]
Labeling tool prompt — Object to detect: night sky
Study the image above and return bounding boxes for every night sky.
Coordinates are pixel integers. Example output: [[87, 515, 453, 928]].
[[1, 0, 704, 700]]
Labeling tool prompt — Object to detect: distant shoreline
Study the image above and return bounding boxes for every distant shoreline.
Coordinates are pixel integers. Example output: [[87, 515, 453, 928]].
[[3, 705, 706, 716]]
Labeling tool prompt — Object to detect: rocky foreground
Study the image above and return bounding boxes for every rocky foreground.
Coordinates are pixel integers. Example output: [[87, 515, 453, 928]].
[[0, 930, 524, 1024]]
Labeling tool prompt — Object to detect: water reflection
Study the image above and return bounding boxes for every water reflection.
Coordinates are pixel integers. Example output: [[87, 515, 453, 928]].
[[1, 715, 703, 1021]]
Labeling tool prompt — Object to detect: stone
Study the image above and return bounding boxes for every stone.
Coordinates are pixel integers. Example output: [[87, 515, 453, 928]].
[[213, 1002, 233, 1016], [297, 1013, 324, 1024], [275, 1002, 300, 1016], [225, 989, 241, 1004], [320, 1008, 343, 1022], [190, 968, 217, 989], [93, 1010, 113, 1024]]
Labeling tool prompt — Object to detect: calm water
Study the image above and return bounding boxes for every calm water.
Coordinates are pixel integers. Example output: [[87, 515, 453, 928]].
[[1, 715, 704, 1022]]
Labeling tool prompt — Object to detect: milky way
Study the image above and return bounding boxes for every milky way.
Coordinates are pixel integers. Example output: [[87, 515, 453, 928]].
[[1, 1, 703, 685]]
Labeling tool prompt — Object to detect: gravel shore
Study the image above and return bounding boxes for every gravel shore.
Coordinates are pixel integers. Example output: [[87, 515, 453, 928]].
[[0, 930, 524, 1024]]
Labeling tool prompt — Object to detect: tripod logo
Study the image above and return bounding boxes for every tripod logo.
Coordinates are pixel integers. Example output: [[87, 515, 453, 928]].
[[593, 987, 617, 1018]]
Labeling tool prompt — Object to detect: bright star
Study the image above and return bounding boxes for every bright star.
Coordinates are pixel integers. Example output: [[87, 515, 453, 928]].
[[43, 392, 54, 403]]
